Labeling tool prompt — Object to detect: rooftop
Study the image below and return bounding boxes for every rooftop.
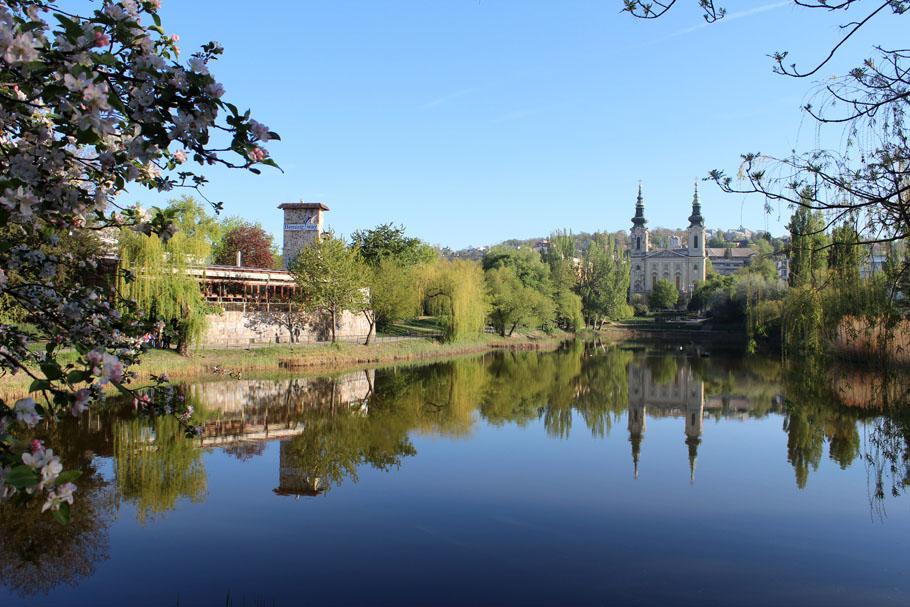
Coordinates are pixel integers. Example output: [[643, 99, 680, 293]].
[[277, 201, 330, 211]]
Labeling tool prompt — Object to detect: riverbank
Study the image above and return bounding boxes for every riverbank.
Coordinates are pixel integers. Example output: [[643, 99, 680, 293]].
[[0, 332, 568, 400], [600, 318, 749, 347]]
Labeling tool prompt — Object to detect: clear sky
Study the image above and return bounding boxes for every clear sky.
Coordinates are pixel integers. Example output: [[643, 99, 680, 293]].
[[135, 1, 905, 249]]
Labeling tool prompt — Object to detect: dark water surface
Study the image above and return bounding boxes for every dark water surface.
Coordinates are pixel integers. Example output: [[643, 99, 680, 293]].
[[2, 342, 909, 606]]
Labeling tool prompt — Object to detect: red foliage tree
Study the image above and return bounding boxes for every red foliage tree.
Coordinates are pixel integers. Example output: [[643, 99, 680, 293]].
[[214, 224, 276, 269]]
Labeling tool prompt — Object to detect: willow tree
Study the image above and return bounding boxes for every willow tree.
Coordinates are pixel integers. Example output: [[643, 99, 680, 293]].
[[422, 260, 488, 342], [118, 211, 211, 355]]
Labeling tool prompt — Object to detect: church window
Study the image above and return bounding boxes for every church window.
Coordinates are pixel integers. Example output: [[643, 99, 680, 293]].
[[694, 235, 699, 249], [636, 236, 641, 250], [675, 275, 680, 290]]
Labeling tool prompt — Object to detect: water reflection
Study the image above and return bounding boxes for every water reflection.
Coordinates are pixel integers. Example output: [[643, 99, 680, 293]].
[[5, 343, 910, 599]]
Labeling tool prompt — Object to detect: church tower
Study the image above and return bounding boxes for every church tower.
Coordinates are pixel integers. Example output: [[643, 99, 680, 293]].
[[686, 182, 706, 288], [684, 371, 705, 483], [630, 183, 649, 256]]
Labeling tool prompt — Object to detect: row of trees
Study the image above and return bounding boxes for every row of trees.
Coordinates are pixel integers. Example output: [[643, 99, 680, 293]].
[[284, 225, 634, 344]]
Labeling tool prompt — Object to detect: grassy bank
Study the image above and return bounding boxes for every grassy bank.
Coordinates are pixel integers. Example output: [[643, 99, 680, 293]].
[[0, 332, 568, 400]]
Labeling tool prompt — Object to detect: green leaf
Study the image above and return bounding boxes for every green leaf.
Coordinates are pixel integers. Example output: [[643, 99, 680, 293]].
[[5, 465, 39, 490], [28, 379, 50, 393], [53, 502, 71, 525], [55, 470, 82, 485], [40, 362, 62, 380], [66, 370, 87, 385]]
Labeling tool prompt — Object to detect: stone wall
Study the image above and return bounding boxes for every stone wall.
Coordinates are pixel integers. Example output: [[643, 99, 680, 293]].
[[200, 305, 371, 348]]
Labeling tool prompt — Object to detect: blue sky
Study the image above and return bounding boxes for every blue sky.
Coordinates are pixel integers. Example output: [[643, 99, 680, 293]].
[[137, 1, 905, 249]]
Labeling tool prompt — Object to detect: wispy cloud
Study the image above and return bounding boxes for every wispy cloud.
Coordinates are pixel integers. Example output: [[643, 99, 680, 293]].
[[491, 108, 542, 124], [645, 1, 791, 46], [419, 87, 475, 110]]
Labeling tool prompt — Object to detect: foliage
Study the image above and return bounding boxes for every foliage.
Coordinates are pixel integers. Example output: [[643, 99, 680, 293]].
[[578, 232, 632, 327], [486, 266, 556, 336], [787, 202, 829, 288], [113, 415, 206, 524], [482, 245, 553, 293], [421, 260, 488, 342], [828, 222, 861, 285], [213, 222, 275, 269], [118, 204, 212, 355], [544, 230, 584, 330], [289, 234, 367, 343], [366, 259, 421, 331], [648, 278, 679, 310], [351, 223, 436, 267], [0, 0, 275, 517]]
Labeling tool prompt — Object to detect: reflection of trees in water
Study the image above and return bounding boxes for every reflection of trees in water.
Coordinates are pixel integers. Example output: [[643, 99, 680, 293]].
[[0, 461, 114, 597], [782, 361, 909, 509], [223, 441, 267, 461], [113, 415, 207, 523], [278, 402, 417, 496], [0, 413, 116, 597]]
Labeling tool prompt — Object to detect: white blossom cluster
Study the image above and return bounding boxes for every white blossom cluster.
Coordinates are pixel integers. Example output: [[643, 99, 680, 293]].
[[0, 0, 276, 520]]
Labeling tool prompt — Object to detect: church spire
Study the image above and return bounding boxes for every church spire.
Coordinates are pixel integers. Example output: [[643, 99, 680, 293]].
[[632, 182, 647, 228], [686, 436, 701, 484], [631, 432, 642, 480], [688, 181, 704, 228]]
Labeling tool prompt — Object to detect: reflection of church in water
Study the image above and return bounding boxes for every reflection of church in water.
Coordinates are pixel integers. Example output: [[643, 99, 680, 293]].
[[627, 359, 704, 482]]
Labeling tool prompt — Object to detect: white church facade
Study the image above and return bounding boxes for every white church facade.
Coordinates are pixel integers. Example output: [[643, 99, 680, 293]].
[[629, 184, 707, 299]]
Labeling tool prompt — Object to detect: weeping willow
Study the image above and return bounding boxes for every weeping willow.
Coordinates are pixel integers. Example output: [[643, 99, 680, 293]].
[[113, 415, 207, 524], [118, 228, 210, 353], [421, 260, 488, 342]]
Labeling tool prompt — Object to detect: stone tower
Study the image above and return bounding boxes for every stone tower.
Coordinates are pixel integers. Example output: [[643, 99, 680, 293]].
[[686, 182, 707, 290], [279, 201, 329, 269]]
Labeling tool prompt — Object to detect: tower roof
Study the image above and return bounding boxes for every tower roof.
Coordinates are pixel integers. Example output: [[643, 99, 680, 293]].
[[278, 201, 330, 211], [631, 183, 647, 227], [688, 182, 704, 228]]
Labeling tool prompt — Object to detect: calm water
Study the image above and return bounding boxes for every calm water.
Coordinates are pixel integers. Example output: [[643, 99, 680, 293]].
[[2, 342, 910, 606]]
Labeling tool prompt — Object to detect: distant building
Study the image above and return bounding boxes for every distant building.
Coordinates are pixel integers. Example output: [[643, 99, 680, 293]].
[[860, 254, 888, 279], [706, 247, 756, 276], [629, 183, 707, 298]]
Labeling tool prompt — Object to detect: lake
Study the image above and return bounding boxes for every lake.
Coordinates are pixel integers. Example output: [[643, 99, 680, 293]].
[[2, 342, 909, 606]]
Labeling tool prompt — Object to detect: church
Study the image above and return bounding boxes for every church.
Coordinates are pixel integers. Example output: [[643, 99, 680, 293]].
[[629, 184, 707, 299]]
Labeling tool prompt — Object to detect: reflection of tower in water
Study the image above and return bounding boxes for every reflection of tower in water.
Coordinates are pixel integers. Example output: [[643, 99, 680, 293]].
[[627, 357, 705, 481], [274, 440, 326, 498]]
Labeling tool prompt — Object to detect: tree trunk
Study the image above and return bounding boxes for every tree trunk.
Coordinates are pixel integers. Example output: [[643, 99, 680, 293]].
[[508, 323, 517, 337], [363, 311, 374, 346], [331, 306, 337, 343]]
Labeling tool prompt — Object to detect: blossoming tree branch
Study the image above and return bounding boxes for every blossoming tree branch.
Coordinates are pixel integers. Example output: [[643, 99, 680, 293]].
[[0, 0, 277, 521]]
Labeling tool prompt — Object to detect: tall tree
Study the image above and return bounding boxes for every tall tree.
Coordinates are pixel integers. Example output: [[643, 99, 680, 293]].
[[486, 266, 556, 336], [787, 201, 829, 288], [290, 234, 366, 343], [118, 202, 213, 356], [649, 278, 679, 310], [362, 259, 421, 345], [213, 222, 276, 268], [545, 230, 585, 330], [578, 232, 632, 328], [422, 260, 488, 342], [828, 222, 862, 285]]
